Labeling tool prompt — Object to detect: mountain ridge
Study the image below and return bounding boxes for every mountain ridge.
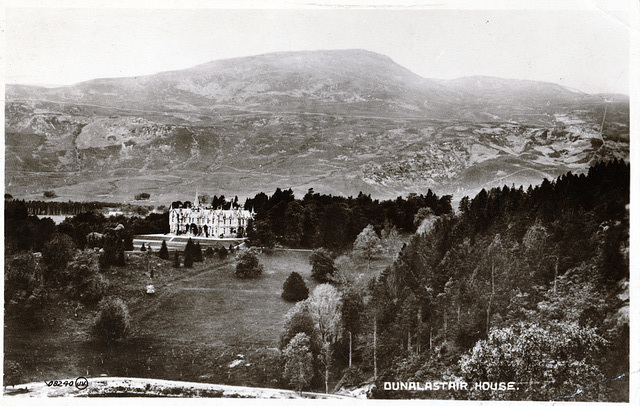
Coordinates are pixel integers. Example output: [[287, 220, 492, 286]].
[[4, 49, 629, 203]]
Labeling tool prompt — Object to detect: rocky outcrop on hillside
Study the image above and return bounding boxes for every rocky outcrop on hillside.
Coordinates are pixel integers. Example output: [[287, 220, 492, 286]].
[[5, 50, 629, 202]]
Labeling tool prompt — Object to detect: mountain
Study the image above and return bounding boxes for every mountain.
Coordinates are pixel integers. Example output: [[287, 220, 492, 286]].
[[4, 49, 629, 203]]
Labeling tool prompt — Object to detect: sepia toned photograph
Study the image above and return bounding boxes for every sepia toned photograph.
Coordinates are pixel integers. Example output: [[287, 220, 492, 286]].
[[3, 0, 635, 402]]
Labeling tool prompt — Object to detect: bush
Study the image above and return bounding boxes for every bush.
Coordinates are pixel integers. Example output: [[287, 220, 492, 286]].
[[309, 248, 336, 283], [235, 251, 264, 278], [66, 251, 108, 305], [205, 247, 214, 257], [173, 251, 181, 268], [219, 246, 228, 259], [282, 272, 309, 302], [135, 192, 151, 200], [92, 298, 130, 343], [140, 243, 147, 252], [43, 190, 57, 198], [42, 233, 76, 283], [4, 360, 22, 387], [341, 365, 365, 388], [4, 253, 46, 326], [78, 274, 109, 306]]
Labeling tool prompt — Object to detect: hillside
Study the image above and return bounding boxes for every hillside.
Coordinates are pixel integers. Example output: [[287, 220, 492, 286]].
[[4, 49, 629, 202]]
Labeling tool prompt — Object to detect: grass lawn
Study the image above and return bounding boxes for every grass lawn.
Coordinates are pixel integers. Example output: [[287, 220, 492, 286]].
[[4, 245, 398, 390]]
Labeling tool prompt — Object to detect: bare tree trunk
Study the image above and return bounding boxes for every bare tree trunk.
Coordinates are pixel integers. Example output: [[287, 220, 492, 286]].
[[349, 331, 352, 368], [487, 263, 495, 334], [417, 309, 422, 354], [373, 315, 377, 380], [324, 344, 330, 394], [325, 365, 329, 394], [553, 257, 558, 294], [444, 313, 448, 344]]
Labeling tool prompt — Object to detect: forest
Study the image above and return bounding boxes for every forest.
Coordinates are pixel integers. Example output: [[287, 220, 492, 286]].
[[4, 159, 629, 401], [343, 159, 629, 401], [243, 188, 452, 251]]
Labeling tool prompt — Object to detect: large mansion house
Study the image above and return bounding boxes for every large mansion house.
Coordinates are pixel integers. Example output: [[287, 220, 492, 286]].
[[169, 196, 253, 238]]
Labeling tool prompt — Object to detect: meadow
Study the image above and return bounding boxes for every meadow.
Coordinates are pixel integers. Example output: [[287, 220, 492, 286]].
[[4, 247, 389, 388]]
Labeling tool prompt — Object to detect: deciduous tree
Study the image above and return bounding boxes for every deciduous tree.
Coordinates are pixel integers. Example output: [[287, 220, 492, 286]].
[[353, 225, 383, 270], [310, 248, 336, 283], [235, 250, 264, 278], [308, 284, 342, 393], [283, 333, 315, 395]]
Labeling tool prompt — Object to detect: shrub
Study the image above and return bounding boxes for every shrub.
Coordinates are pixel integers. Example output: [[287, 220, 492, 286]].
[[173, 251, 181, 268], [341, 365, 365, 387], [205, 247, 214, 257], [4, 253, 46, 326], [135, 192, 151, 200], [66, 251, 108, 305], [78, 274, 109, 305], [282, 272, 309, 302], [4, 360, 22, 387], [92, 298, 130, 343], [43, 190, 57, 198], [140, 243, 147, 252], [42, 233, 76, 283], [235, 251, 264, 278], [309, 248, 336, 283], [219, 246, 228, 259]]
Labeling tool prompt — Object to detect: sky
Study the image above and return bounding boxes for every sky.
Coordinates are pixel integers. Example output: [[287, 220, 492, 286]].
[[2, 1, 636, 94]]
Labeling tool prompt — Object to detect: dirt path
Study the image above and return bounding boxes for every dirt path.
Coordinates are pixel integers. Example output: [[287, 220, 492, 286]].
[[3, 377, 356, 399]]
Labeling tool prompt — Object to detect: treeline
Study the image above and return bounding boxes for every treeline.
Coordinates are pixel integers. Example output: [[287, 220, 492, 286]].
[[4, 201, 169, 254], [22, 200, 116, 216], [171, 195, 241, 210], [19, 200, 164, 217], [350, 159, 629, 401], [244, 188, 452, 251]]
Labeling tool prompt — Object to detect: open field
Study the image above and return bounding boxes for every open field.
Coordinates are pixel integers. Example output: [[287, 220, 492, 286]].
[[4, 248, 393, 391]]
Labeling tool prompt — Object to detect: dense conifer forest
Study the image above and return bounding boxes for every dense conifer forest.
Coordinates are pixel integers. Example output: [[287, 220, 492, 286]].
[[244, 188, 452, 251], [356, 159, 629, 400]]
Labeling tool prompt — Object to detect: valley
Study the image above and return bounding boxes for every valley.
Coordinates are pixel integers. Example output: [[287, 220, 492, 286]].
[[4, 50, 629, 203]]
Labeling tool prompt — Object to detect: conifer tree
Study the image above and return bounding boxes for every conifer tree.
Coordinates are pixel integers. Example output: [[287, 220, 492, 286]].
[[159, 240, 170, 260], [173, 251, 180, 268], [282, 272, 310, 302], [184, 249, 194, 268], [184, 238, 194, 255], [194, 242, 203, 262]]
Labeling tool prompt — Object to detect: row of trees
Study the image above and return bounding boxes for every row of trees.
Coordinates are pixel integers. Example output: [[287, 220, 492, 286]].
[[245, 188, 452, 251]]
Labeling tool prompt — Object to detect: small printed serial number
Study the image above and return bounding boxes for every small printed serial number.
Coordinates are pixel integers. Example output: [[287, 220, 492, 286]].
[[44, 377, 88, 390], [45, 380, 75, 387]]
